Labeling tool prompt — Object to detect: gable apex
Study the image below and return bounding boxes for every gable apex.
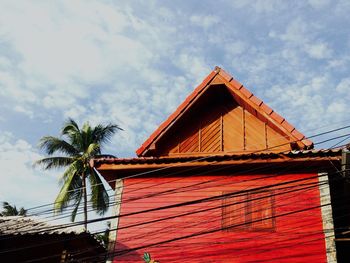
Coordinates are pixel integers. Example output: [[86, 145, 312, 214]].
[[136, 67, 313, 157]]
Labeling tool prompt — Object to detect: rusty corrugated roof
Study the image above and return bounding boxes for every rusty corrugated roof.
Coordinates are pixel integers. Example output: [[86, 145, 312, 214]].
[[0, 216, 86, 236]]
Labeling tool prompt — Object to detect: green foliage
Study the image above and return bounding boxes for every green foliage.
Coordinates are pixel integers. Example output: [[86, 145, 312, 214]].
[[143, 252, 160, 263], [94, 221, 110, 248], [143, 253, 151, 263], [35, 118, 122, 224], [0, 202, 27, 216]]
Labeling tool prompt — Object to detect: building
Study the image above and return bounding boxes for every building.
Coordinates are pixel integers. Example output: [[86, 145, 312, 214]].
[[0, 216, 105, 262], [93, 67, 348, 262]]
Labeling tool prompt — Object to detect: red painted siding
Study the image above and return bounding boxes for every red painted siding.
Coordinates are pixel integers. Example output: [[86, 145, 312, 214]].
[[113, 173, 327, 262]]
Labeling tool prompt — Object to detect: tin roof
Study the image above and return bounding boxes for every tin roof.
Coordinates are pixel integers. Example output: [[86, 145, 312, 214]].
[[1, 216, 88, 236]]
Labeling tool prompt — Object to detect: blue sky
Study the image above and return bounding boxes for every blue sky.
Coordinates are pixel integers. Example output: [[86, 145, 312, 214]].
[[1, 0, 350, 220]]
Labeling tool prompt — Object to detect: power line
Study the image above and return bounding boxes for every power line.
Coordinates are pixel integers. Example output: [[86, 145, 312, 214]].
[[0, 169, 348, 262], [1, 167, 343, 239], [27, 123, 350, 214], [3, 180, 342, 262]]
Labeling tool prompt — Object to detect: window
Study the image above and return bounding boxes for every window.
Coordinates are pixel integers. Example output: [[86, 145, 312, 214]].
[[222, 190, 275, 231]]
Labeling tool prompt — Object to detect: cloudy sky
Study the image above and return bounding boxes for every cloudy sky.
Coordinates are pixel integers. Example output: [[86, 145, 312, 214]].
[[1, 0, 350, 222]]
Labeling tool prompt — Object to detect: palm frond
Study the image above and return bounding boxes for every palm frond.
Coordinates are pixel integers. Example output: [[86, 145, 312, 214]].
[[1, 202, 26, 216], [88, 168, 109, 215], [81, 122, 93, 151], [58, 160, 83, 185], [2, 202, 18, 216], [61, 118, 80, 135], [70, 185, 83, 222], [61, 118, 84, 151], [82, 143, 100, 160], [35, 156, 74, 170], [19, 208, 27, 216], [54, 168, 82, 213], [92, 123, 122, 147], [38, 136, 79, 156]]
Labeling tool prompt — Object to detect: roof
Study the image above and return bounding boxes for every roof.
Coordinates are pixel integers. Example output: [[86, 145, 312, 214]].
[[93, 148, 342, 167], [0, 216, 106, 262], [136, 67, 313, 157], [0, 216, 87, 236]]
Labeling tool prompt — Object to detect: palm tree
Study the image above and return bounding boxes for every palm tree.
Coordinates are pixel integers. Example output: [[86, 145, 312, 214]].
[[36, 118, 121, 229], [0, 202, 27, 216]]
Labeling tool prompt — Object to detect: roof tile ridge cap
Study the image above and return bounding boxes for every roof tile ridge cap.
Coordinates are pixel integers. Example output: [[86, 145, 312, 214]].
[[135, 68, 220, 157], [217, 67, 244, 90]]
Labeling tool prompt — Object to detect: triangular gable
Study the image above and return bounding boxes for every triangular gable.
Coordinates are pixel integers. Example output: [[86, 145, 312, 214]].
[[136, 67, 313, 157]]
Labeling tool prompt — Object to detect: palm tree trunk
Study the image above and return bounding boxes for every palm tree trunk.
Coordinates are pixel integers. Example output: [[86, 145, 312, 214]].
[[82, 173, 88, 230]]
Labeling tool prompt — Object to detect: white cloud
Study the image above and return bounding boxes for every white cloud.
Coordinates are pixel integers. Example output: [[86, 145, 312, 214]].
[[308, 0, 331, 9], [14, 105, 34, 118], [0, 132, 59, 207], [0, 0, 154, 116], [270, 18, 333, 60], [228, 0, 286, 13], [190, 15, 219, 29], [327, 100, 347, 114], [176, 53, 211, 83], [336, 78, 350, 94], [305, 42, 332, 59]]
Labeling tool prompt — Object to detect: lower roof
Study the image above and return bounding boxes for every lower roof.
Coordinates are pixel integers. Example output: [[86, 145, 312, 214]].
[[93, 148, 342, 167]]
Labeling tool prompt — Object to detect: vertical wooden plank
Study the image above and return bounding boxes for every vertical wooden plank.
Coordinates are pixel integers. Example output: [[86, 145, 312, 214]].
[[264, 123, 268, 150], [242, 108, 246, 150], [223, 105, 244, 152], [199, 125, 202, 152], [245, 110, 267, 151], [220, 114, 223, 152]]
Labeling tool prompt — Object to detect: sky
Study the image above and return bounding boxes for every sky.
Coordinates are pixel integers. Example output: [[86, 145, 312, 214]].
[[0, 0, 350, 224]]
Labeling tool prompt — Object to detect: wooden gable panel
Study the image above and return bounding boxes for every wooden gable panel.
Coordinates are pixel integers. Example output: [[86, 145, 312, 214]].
[[223, 105, 244, 152], [201, 117, 221, 152], [244, 110, 267, 151], [179, 130, 199, 153], [154, 84, 295, 156], [200, 105, 222, 153], [266, 125, 291, 152]]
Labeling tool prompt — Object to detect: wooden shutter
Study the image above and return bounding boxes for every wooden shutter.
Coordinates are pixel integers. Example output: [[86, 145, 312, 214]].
[[222, 193, 247, 231], [250, 191, 274, 230]]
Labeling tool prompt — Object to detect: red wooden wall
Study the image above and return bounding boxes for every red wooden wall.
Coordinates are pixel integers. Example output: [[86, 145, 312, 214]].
[[113, 173, 327, 262]]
